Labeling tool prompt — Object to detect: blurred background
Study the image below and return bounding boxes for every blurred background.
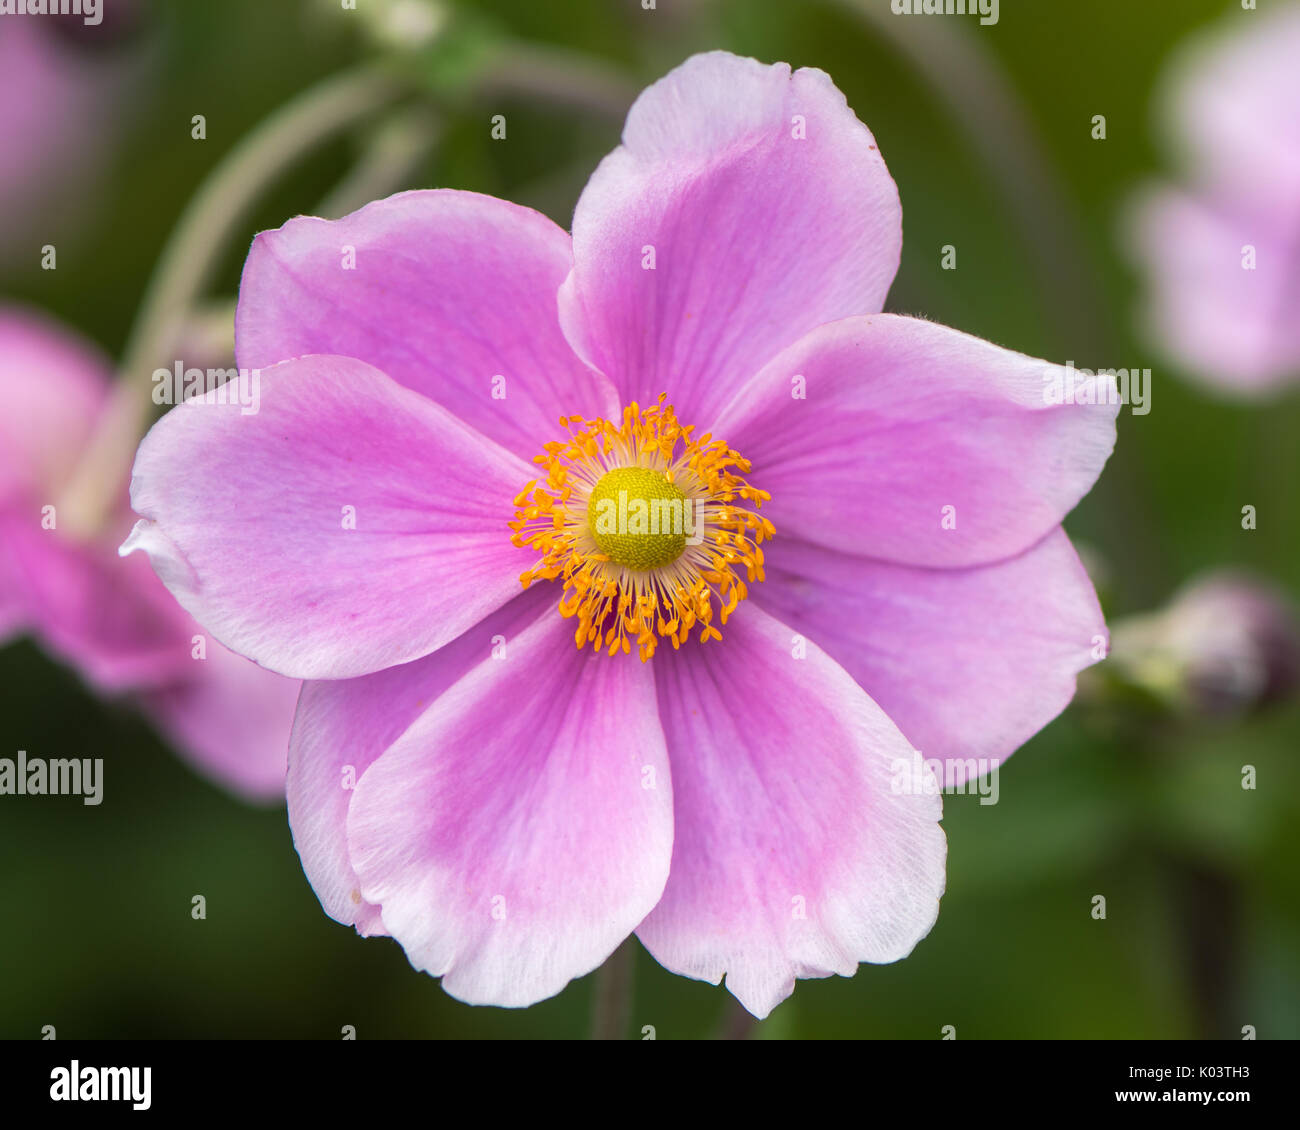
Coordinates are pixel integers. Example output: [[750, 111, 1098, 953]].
[[2, 0, 1298, 1039]]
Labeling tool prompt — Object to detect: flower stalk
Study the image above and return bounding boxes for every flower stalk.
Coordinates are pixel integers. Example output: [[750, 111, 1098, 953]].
[[589, 940, 636, 1040], [57, 65, 407, 539]]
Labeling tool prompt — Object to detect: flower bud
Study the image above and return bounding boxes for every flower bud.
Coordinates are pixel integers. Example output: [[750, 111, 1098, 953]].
[[1108, 571, 1300, 719]]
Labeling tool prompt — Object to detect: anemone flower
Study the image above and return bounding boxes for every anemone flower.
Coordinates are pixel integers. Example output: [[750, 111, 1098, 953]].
[[121, 52, 1118, 1015], [0, 306, 298, 800], [1128, 3, 1300, 395]]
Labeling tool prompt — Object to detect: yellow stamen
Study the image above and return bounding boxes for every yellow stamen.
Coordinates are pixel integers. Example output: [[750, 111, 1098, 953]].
[[510, 395, 772, 661]]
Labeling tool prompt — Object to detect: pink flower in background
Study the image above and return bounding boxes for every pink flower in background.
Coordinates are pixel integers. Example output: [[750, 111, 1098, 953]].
[[0, 307, 298, 801], [122, 53, 1117, 1015], [0, 16, 141, 264], [1128, 3, 1300, 395]]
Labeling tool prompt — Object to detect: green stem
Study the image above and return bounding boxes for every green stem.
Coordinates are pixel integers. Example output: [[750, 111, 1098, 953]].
[[589, 940, 636, 1040], [477, 43, 637, 121], [315, 106, 442, 220], [57, 66, 406, 539], [716, 999, 760, 1041]]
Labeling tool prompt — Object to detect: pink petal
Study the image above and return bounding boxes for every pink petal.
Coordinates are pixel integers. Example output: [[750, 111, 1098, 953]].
[[1128, 185, 1300, 394], [140, 637, 300, 803], [1162, 3, 1300, 217], [756, 528, 1106, 786], [559, 51, 901, 427], [2, 502, 298, 799], [121, 354, 536, 680], [713, 315, 1120, 569], [0, 305, 298, 801], [636, 602, 946, 1019], [346, 602, 672, 1007], [236, 190, 618, 460], [0, 306, 110, 502], [0, 508, 30, 644], [4, 504, 189, 692], [287, 587, 554, 938]]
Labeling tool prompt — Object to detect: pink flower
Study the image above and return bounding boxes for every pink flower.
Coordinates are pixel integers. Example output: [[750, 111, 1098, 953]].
[[0, 306, 298, 801], [0, 16, 139, 263], [1128, 4, 1300, 395], [121, 53, 1117, 1015]]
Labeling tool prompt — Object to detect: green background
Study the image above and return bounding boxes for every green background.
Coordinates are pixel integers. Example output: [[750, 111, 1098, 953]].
[[2, 0, 1297, 1039]]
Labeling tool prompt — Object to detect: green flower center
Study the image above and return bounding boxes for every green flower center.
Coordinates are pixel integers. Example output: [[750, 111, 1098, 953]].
[[587, 466, 689, 570]]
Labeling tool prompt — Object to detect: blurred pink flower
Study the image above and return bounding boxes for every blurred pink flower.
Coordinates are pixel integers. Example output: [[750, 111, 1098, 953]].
[[0, 12, 148, 264], [0, 306, 298, 801], [1129, 4, 1300, 395], [122, 53, 1117, 1015]]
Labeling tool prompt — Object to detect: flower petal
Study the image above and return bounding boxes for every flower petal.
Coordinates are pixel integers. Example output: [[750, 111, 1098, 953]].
[[0, 308, 299, 801], [636, 602, 945, 1019], [1162, 3, 1300, 217], [714, 315, 1119, 568], [346, 601, 672, 1007], [140, 638, 300, 803], [0, 520, 23, 644], [1128, 186, 1300, 394], [4, 504, 189, 692], [121, 354, 535, 679], [0, 306, 110, 502], [1, 501, 299, 797], [287, 586, 555, 938], [559, 51, 901, 427], [755, 528, 1106, 786], [235, 189, 618, 459]]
